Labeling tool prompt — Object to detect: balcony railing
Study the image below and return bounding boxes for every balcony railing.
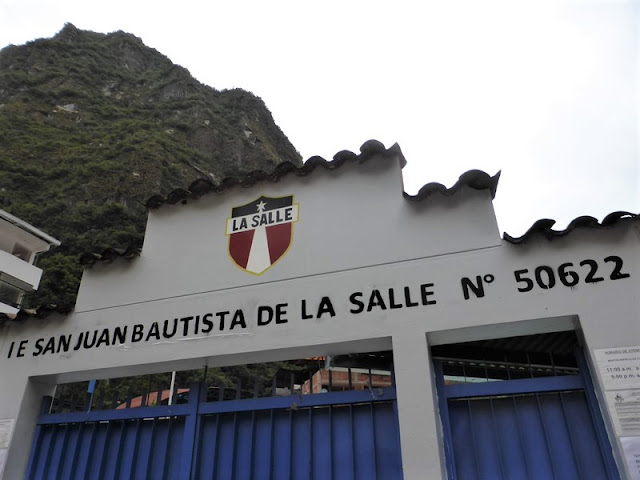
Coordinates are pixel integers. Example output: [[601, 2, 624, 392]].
[[0, 248, 42, 291]]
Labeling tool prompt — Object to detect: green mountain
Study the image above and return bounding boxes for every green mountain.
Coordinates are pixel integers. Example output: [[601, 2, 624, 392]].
[[0, 24, 302, 310]]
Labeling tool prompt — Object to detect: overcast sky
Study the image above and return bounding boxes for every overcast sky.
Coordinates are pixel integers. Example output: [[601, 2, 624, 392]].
[[1, 0, 638, 236]]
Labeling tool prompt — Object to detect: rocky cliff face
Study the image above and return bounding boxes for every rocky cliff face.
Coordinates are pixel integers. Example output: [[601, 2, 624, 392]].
[[0, 24, 302, 310]]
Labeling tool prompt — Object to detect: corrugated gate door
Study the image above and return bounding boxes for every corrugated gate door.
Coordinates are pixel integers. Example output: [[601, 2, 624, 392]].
[[434, 333, 620, 480], [26, 384, 403, 480], [447, 390, 615, 480], [193, 398, 402, 480]]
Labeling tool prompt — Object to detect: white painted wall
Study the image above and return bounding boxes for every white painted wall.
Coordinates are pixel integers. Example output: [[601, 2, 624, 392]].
[[75, 151, 500, 312], [0, 153, 637, 479]]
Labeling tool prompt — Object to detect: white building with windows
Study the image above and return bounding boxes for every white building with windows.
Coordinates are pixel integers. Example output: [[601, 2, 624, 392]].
[[0, 209, 60, 315]]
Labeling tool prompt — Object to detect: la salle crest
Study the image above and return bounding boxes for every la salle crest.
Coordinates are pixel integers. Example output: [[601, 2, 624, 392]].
[[225, 195, 299, 275]]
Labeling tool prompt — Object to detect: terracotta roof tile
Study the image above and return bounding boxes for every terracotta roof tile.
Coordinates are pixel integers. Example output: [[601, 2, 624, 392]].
[[404, 170, 500, 201], [79, 139, 638, 261], [78, 245, 141, 266], [145, 140, 397, 209], [0, 304, 73, 323], [503, 211, 639, 244]]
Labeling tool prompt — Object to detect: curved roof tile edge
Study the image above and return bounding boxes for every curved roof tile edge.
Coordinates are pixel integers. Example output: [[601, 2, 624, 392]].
[[145, 139, 501, 210], [78, 246, 141, 267], [404, 170, 501, 201], [0, 304, 74, 323], [503, 211, 639, 244], [145, 139, 401, 209]]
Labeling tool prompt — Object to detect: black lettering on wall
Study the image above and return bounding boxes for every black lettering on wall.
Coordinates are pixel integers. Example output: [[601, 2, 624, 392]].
[[558, 263, 579, 287], [605, 256, 630, 280], [349, 292, 364, 314], [201, 313, 214, 333], [301, 300, 313, 319], [131, 324, 144, 342], [420, 283, 436, 305], [275, 303, 288, 324], [514, 255, 630, 293], [146, 322, 161, 341], [73, 332, 85, 351], [388, 288, 403, 309], [534, 266, 556, 289], [580, 259, 604, 283], [317, 297, 335, 318], [257, 306, 273, 326], [230, 309, 246, 330], [32, 338, 44, 357], [83, 330, 98, 349], [367, 290, 387, 312], [163, 319, 178, 338], [461, 276, 484, 300], [404, 286, 419, 307], [113, 326, 127, 345], [217, 311, 229, 331], [42, 337, 56, 355], [57, 334, 72, 353], [180, 317, 194, 336], [514, 269, 534, 292], [96, 329, 111, 348]]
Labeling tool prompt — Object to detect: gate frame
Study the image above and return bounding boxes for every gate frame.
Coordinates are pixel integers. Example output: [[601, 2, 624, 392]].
[[433, 348, 619, 480]]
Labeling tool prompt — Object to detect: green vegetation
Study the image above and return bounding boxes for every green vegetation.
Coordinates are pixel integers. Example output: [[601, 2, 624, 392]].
[[0, 24, 301, 310]]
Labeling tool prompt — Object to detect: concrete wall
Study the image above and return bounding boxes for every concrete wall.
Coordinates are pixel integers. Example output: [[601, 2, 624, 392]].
[[0, 152, 637, 479], [75, 152, 500, 311]]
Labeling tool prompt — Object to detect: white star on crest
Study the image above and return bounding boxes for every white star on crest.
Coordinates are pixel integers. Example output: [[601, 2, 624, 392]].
[[257, 200, 267, 212]]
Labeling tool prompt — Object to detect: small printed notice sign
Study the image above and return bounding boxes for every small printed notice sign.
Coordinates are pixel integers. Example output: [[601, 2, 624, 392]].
[[0, 448, 6, 478], [0, 419, 14, 449], [622, 436, 640, 480], [594, 346, 640, 391], [606, 390, 640, 436], [595, 346, 640, 478], [0, 419, 14, 478]]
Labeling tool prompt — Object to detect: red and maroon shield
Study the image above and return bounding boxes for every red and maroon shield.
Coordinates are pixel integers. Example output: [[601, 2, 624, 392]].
[[225, 195, 299, 274]]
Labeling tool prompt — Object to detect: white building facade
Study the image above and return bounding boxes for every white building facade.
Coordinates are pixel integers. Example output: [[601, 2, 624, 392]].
[[0, 209, 60, 316], [0, 141, 638, 479]]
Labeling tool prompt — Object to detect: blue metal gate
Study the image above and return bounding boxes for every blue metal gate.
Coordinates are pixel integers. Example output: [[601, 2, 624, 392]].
[[435, 349, 620, 480], [26, 384, 403, 480]]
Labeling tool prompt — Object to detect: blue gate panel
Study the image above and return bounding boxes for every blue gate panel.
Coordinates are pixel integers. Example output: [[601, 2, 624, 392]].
[[235, 412, 257, 480], [330, 406, 355, 480], [193, 401, 402, 480], [271, 409, 293, 480], [351, 404, 376, 480], [311, 407, 331, 480], [373, 402, 404, 479], [487, 398, 528, 479], [27, 417, 185, 480], [252, 410, 275, 479], [290, 409, 311, 480], [28, 388, 402, 480], [448, 391, 615, 480], [538, 392, 582, 479], [561, 391, 611, 479], [508, 394, 556, 479]]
